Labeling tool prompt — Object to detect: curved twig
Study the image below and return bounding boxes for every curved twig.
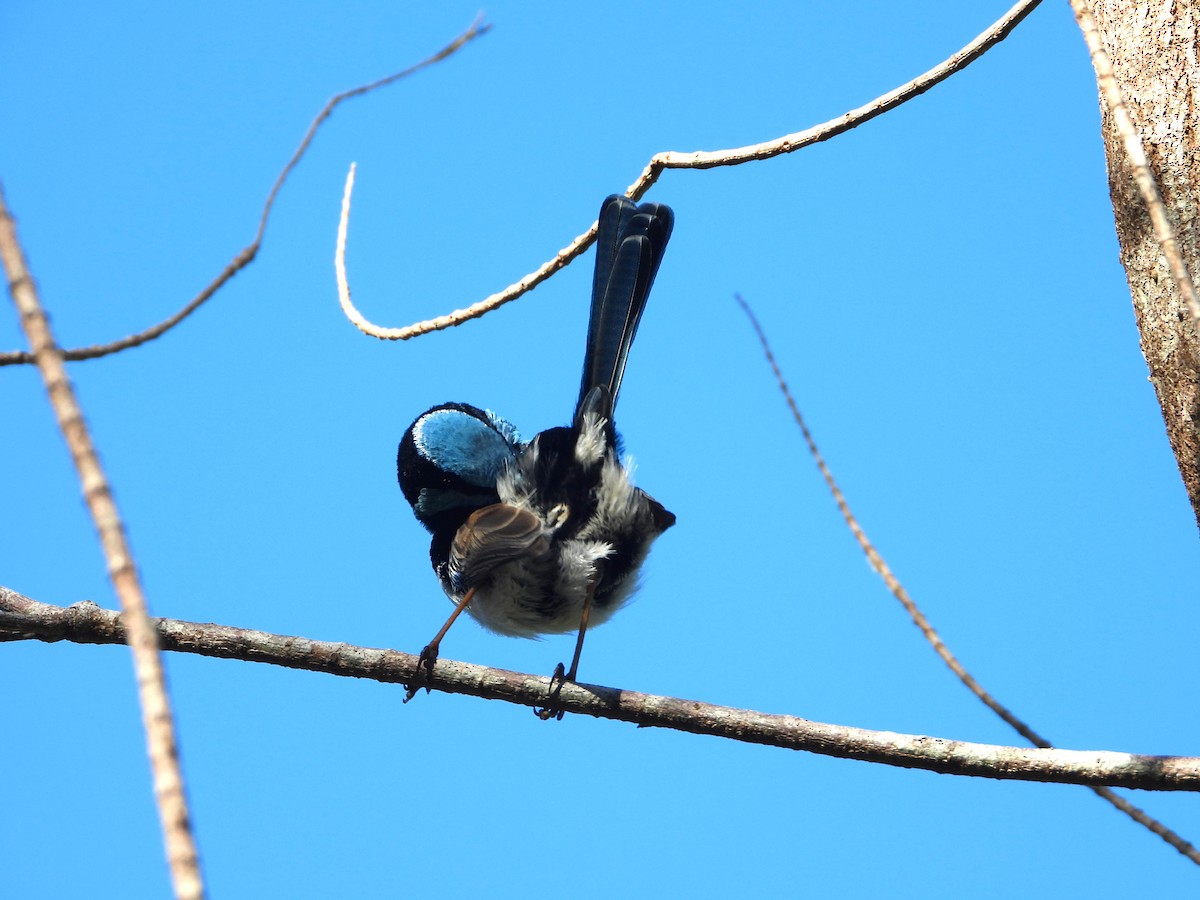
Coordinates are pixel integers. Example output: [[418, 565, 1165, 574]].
[[0, 14, 491, 368], [336, 0, 1042, 340], [336, 162, 600, 340], [2, 587, 1198, 793], [735, 294, 1200, 865]]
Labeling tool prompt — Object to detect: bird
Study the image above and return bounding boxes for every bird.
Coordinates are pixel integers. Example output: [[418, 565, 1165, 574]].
[[397, 194, 676, 717]]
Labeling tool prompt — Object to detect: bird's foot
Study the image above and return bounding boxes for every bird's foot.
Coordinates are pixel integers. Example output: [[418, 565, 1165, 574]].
[[533, 661, 570, 721], [402, 642, 440, 703]]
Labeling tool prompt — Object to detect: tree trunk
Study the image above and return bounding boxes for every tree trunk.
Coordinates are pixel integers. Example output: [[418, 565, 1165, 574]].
[[1091, 0, 1200, 529]]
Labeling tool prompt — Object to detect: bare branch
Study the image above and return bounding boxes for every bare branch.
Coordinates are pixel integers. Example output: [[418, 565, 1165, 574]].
[[2, 587, 1198, 793], [337, 0, 1041, 340], [336, 160, 603, 340], [0, 191, 204, 899], [629, 0, 1041, 179], [735, 294, 1200, 864], [0, 14, 491, 368], [1070, 0, 1200, 332]]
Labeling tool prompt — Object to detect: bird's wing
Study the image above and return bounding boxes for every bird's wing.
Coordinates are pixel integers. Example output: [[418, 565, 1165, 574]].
[[449, 502, 549, 588]]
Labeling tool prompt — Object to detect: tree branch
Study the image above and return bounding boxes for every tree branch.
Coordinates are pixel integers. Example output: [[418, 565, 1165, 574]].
[[3, 586, 1197, 793], [0, 194, 203, 899], [1071, 0, 1200, 331], [735, 295, 1200, 864], [0, 14, 490, 369], [1072, 0, 1200, 527], [335, 0, 1042, 340]]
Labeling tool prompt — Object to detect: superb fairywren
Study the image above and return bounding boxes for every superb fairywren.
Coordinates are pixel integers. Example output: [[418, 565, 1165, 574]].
[[397, 194, 675, 716]]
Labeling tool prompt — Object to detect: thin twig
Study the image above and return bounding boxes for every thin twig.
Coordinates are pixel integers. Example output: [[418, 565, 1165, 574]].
[[1070, 0, 1200, 328], [0, 14, 491, 368], [336, 160, 601, 340], [2, 587, 1198, 793], [336, 0, 1041, 340], [735, 294, 1200, 864], [629, 0, 1040, 179], [0, 189, 205, 898]]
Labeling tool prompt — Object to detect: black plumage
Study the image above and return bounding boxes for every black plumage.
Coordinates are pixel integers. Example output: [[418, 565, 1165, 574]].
[[397, 195, 676, 706]]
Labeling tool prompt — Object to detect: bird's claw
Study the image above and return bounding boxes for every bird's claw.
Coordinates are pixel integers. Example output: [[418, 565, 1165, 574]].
[[534, 661, 569, 721], [402, 642, 439, 703]]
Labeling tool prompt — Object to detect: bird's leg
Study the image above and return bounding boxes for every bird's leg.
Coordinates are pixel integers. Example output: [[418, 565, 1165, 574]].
[[535, 574, 597, 721], [403, 586, 476, 703]]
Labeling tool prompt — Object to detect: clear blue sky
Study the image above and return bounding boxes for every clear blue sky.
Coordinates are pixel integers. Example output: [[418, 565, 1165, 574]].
[[4, 1, 1198, 896]]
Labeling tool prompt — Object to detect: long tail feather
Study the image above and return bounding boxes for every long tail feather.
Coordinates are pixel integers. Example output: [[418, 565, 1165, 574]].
[[576, 195, 673, 423]]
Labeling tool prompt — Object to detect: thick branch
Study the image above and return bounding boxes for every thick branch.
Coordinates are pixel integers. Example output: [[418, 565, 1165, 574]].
[[1080, 0, 1200, 526], [3, 587, 1196, 793]]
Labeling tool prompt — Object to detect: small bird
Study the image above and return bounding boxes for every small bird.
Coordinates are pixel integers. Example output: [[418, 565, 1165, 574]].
[[397, 194, 676, 717]]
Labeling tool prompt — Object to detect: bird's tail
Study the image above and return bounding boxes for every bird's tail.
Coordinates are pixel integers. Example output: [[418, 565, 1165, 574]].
[[574, 195, 673, 428]]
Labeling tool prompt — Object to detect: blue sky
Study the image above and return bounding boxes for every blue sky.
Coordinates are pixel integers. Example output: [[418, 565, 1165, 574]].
[[3, 1, 1198, 896]]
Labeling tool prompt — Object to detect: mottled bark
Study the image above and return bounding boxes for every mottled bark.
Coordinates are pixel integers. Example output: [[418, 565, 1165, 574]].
[[4, 588, 1200, 792], [1091, 1, 1200, 528]]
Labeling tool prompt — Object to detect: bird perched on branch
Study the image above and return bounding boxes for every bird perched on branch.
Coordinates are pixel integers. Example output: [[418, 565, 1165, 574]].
[[397, 194, 676, 717]]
